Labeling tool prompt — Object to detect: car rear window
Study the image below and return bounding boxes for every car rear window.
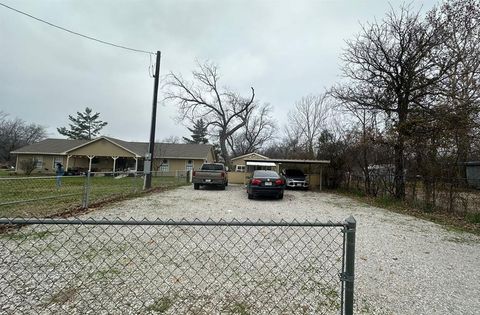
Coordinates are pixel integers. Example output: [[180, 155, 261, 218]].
[[201, 164, 224, 171], [253, 170, 279, 178], [285, 169, 305, 176]]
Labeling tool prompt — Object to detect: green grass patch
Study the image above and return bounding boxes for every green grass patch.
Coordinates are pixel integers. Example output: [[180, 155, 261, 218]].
[[0, 169, 12, 177], [466, 212, 480, 224], [95, 267, 121, 278], [0, 175, 188, 218], [226, 301, 250, 315]]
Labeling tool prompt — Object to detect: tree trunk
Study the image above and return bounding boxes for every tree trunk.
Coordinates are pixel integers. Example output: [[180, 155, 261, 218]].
[[393, 140, 405, 199], [219, 133, 230, 166], [394, 107, 407, 199]]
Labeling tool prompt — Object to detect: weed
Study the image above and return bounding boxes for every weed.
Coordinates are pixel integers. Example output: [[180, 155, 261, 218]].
[[48, 287, 77, 305], [96, 267, 121, 278], [466, 212, 480, 224], [146, 296, 175, 313], [360, 298, 372, 313], [227, 301, 250, 315], [336, 190, 480, 235], [0, 229, 55, 241]]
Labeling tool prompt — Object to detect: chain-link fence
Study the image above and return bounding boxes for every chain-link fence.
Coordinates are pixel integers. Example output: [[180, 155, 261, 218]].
[[341, 174, 480, 214], [0, 171, 190, 218], [0, 217, 356, 315]]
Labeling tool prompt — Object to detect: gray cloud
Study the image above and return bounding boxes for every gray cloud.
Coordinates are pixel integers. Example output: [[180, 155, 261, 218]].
[[0, 0, 438, 142]]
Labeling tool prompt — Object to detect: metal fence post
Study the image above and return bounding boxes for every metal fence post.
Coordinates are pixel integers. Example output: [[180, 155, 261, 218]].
[[82, 171, 91, 208], [344, 216, 356, 315]]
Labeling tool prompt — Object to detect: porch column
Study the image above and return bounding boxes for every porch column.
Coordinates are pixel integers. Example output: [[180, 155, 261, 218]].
[[112, 156, 118, 174], [66, 155, 71, 171], [87, 155, 95, 172], [15, 155, 19, 172], [134, 157, 138, 172]]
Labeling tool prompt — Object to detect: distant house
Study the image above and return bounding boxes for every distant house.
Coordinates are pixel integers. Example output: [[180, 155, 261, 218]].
[[230, 153, 271, 172], [11, 136, 215, 174]]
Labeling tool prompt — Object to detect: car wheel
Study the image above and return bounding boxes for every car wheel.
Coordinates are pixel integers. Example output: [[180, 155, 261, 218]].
[[278, 193, 284, 199], [194, 183, 199, 190], [248, 193, 253, 200], [225, 181, 228, 187], [221, 184, 226, 190]]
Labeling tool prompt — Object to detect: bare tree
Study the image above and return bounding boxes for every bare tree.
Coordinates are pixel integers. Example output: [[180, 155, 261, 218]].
[[227, 103, 275, 156], [428, 0, 480, 175], [0, 112, 47, 164], [19, 159, 36, 175], [331, 4, 454, 199], [159, 136, 182, 144], [166, 61, 255, 165], [285, 94, 331, 159]]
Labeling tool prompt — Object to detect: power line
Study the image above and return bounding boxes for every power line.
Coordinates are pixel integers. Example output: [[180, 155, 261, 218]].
[[0, 2, 154, 55]]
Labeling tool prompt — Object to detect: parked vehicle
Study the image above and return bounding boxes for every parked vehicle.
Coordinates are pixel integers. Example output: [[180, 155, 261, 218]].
[[247, 170, 285, 199], [65, 167, 84, 176], [281, 169, 309, 189], [192, 163, 228, 190]]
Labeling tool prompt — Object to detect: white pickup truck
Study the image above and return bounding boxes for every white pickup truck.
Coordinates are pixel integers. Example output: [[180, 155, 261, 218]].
[[192, 163, 228, 190]]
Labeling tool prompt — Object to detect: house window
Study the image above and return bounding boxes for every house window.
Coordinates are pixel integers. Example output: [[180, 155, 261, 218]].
[[160, 159, 169, 172], [53, 156, 63, 168], [34, 156, 43, 169], [186, 160, 193, 171], [235, 165, 246, 172]]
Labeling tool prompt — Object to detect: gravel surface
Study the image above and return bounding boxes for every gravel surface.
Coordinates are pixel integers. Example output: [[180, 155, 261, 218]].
[[1, 184, 479, 314]]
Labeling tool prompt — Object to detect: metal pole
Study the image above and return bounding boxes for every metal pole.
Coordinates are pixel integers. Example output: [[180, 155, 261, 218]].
[[344, 216, 356, 315], [82, 171, 91, 208], [144, 50, 161, 190]]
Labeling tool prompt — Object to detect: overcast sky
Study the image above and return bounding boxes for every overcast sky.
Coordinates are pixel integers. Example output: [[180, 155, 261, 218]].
[[0, 0, 439, 142]]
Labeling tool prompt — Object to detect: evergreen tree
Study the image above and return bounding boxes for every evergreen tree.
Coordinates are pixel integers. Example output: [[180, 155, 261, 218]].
[[57, 107, 108, 140], [183, 119, 209, 144]]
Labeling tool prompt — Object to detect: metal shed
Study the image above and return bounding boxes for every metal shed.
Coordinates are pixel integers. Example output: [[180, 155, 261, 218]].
[[465, 161, 480, 189]]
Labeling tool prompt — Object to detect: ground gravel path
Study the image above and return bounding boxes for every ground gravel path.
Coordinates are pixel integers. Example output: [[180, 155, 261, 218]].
[[2, 184, 479, 314], [90, 184, 480, 315]]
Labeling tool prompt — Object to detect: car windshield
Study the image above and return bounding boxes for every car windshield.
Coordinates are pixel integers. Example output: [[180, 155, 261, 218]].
[[253, 170, 279, 178], [201, 164, 223, 171], [285, 169, 305, 176]]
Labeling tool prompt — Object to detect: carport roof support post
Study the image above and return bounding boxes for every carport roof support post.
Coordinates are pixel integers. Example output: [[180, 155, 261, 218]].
[[87, 155, 95, 172]]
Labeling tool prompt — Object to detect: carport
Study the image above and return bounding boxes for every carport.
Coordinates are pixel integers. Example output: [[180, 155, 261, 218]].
[[244, 158, 330, 190]]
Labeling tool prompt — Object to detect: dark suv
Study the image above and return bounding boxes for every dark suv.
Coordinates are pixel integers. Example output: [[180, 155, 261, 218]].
[[281, 169, 309, 189]]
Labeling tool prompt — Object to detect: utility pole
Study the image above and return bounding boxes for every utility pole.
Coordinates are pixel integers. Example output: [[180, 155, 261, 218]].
[[144, 51, 161, 189]]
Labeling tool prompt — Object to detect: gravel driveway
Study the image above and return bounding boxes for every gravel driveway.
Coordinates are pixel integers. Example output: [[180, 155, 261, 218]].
[[96, 184, 480, 314], [2, 184, 479, 314]]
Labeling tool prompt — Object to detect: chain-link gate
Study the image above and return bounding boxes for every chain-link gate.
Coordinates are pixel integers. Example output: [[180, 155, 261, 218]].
[[0, 217, 356, 314]]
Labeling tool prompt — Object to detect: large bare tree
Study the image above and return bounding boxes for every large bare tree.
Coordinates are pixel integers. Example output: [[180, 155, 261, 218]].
[[428, 0, 480, 174], [331, 4, 454, 198], [285, 94, 331, 159], [227, 103, 275, 156], [166, 62, 255, 165]]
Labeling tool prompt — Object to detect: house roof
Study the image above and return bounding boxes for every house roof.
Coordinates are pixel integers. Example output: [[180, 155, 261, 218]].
[[244, 158, 330, 165], [231, 152, 269, 161], [10, 139, 90, 155], [11, 137, 214, 160]]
